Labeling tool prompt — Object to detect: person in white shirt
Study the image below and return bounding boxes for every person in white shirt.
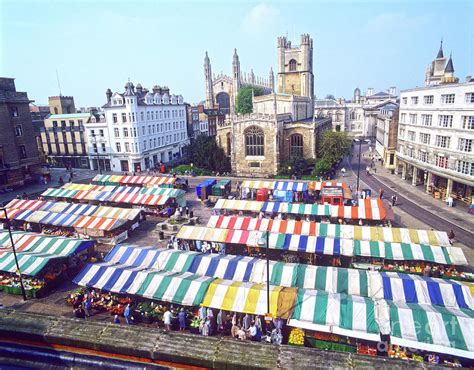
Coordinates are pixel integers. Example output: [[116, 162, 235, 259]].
[[163, 309, 173, 331], [248, 321, 257, 341]]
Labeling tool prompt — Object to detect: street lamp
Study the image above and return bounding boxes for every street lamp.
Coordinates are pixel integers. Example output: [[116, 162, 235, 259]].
[[353, 137, 370, 193], [1, 208, 27, 301], [91, 132, 102, 175], [257, 231, 270, 318]]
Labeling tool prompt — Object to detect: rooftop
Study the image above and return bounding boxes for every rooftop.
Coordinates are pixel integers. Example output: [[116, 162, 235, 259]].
[[47, 113, 91, 119]]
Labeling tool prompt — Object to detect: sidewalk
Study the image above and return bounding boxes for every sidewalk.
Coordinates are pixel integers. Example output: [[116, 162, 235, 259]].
[[369, 157, 474, 234]]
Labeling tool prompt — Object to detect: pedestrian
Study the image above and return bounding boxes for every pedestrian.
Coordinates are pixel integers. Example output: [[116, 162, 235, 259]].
[[201, 317, 210, 336], [58, 177, 64, 186], [423, 264, 432, 277], [447, 195, 454, 207], [178, 308, 186, 331], [379, 188, 384, 200], [391, 194, 397, 207], [124, 303, 131, 325], [373, 167, 377, 174], [163, 308, 172, 331], [83, 294, 92, 317], [216, 309, 223, 332], [341, 168, 346, 177], [113, 314, 120, 324], [448, 229, 455, 244], [185, 206, 189, 216], [242, 313, 251, 331]]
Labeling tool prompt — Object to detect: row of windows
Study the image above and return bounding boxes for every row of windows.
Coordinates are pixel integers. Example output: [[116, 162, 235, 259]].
[[400, 131, 472, 152], [113, 122, 186, 138], [401, 147, 473, 175], [112, 109, 184, 124], [402, 92, 474, 105], [400, 114, 474, 129], [115, 133, 187, 153]]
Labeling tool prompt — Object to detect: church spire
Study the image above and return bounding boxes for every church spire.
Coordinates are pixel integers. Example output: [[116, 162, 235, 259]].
[[437, 39, 444, 59], [269, 67, 275, 92], [445, 53, 454, 73]]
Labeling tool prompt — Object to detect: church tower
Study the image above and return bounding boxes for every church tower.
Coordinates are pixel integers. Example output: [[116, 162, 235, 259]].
[[277, 33, 314, 98], [269, 67, 275, 92], [204, 51, 214, 108]]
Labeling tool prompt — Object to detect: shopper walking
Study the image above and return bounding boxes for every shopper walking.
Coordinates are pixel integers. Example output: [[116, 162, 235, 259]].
[[124, 303, 131, 325], [163, 308, 173, 332], [178, 308, 186, 331]]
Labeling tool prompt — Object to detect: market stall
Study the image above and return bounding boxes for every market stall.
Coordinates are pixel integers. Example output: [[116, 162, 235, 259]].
[[212, 180, 231, 198], [214, 199, 264, 215], [196, 179, 216, 200], [91, 174, 177, 188]]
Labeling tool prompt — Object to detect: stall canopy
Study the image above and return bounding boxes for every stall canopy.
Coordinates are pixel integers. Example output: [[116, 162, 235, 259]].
[[6, 199, 45, 211], [201, 279, 297, 318], [214, 199, 264, 212], [273, 181, 307, 192], [262, 202, 331, 217], [0, 231, 94, 276], [381, 272, 473, 309], [289, 289, 381, 342], [187, 254, 258, 282], [91, 175, 176, 187], [240, 180, 345, 193], [240, 180, 274, 190], [332, 199, 387, 221], [207, 215, 451, 247], [105, 245, 164, 269], [353, 240, 467, 265], [387, 301, 474, 359], [308, 181, 348, 191]]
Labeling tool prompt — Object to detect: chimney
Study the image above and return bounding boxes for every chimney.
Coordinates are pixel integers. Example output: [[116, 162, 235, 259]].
[[389, 87, 396, 96], [106, 88, 112, 104], [367, 88, 374, 97]]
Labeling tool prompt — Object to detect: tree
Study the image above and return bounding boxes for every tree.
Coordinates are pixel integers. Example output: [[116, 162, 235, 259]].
[[312, 158, 332, 177], [186, 135, 231, 172], [235, 85, 265, 114], [278, 156, 308, 176], [325, 94, 335, 100], [319, 131, 350, 165]]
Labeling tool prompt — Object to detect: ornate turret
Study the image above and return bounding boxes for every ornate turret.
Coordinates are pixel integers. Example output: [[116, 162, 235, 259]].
[[437, 39, 444, 59], [204, 51, 214, 109]]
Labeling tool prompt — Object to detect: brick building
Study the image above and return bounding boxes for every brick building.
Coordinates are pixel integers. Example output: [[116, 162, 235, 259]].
[[0, 78, 41, 188]]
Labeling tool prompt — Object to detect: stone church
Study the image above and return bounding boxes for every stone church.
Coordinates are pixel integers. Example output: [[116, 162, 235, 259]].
[[206, 34, 331, 177]]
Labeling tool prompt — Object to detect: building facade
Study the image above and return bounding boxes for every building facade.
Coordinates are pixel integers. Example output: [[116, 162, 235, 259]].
[[214, 34, 331, 177], [102, 82, 189, 172], [204, 49, 273, 114], [83, 113, 112, 172], [396, 50, 474, 204], [30, 103, 50, 164], [375, 106, 399, 169], [0, 78, 41, 188], [314, 87, 397, 136]]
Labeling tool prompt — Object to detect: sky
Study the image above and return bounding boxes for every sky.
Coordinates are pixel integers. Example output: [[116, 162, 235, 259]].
[[1, 0, 473, 107]]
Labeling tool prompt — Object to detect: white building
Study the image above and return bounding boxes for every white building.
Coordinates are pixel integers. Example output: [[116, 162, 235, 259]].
[[396, 81, 474, 204], [314, 87, 397, 137], [102, 82, 189, 172], [83, 113, 113, 172]]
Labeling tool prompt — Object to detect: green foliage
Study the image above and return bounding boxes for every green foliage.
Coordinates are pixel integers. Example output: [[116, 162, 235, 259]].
[[278, 156, 309, 176], [170, 164, 210, 176], [272, 175, 291, 179], [312, 158, 332, 177], [235, 85, 265, 114], [325, 94, 335, 100], [184, 135, 231, 173], [319, 131, 350, 166]]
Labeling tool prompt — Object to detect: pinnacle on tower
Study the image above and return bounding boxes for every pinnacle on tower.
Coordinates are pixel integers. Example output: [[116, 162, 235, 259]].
[[437, 39, 444, 59], [445, 53, 454, 73]]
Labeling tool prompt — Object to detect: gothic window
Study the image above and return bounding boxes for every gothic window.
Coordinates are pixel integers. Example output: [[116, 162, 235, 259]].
[[290, 134, 303, 157], [289, 59, 297, 72], [245, 126, 264, 156], [216, 92, 230, 114], [350, 111, 356, 120]]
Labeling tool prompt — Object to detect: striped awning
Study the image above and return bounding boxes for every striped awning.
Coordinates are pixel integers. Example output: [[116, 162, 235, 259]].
[[187, 254, 258, 282], [240, 180, 274, 190], [289, 289, 381, 342], [214, 199, 264, 212], [92, 175, 124, 185], [273, 181, 307, 192], [262, 202, 331, 216], [41, 188, 78, 198], [104, 245, 164, 269], [73, 216, 125, 231], [0, 252, 64, 276], [387, 301, 474, 359], [146, 176, 177, 186], [38, 212, 81, 227], [5, 199, 45, 211], [62, 203, 98, 216], [150, 249, 200, 273], [308, 181, 347, 191], [201, 279, 295, 318]]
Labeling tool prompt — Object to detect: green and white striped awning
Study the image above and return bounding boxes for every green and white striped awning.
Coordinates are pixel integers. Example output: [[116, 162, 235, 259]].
[[289, 289, 381, 342], [0, 252, 64, 276], [151, 250, 201, 273]]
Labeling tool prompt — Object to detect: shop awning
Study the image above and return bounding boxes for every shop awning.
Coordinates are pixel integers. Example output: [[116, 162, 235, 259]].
[[249, 260, 299, 287], [381, 272, 474, 309], [262, 202, 331, 216], [104, 245, 164, 269], [273, 181, 308, 192], [288, 289, 381, 342], [41, 188, 78, 198], [92, 175, 124, 185], [201, 279, 296, 318], [240, 180, 274, 190], [146, 176, 176, 186], [308, 181, 347, 191], [38, 212, 82, 227], [11, 209, 35, 221], [25, 210, 50, 224], [40, 201, 71, 214], [92, 206, 140, 220], [62, 203, 98, 216], [187, 254, 258, 282], [0, 252, 64, 276], [63, 183, 94, 191], [151, 249, 200, 273], [387, 301, 474, 359], [214, 199, 264, 212], [6, 199, 45, 211], [332, 199, 387, 221], [73, 216, 125, 231]]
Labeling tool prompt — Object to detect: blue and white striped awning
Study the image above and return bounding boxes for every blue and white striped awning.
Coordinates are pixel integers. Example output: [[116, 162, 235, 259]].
[[39, 212, 81, 227], [187, 254, 258, 282], [105, 245, 163, 269], [63, 203, 98, 216], [273, 181, 307, 192]]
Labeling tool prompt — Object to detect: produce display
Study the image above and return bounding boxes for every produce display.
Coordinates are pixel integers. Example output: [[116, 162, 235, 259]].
[[0, 274, 46, 297], [288, 327, 305, 346], [42, 226, 75, 237]]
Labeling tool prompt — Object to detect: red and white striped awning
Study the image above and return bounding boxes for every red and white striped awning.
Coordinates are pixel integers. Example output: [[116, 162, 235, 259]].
[[6, 199, 45, 211], [73, 216, 123, 231], [332, 199, 387, 221]]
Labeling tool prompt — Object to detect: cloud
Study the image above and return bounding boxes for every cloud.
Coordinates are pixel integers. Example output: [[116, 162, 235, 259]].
[[365, 12, 432, 32], [241, 3, 281, 34]]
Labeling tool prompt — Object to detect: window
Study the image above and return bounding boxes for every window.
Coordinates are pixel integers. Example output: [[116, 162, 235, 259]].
[[402, 97, 407, 104], [421, 114, 432, 126], [441, 94, 455, 104], [456, 161, 474, 176], [113, 113, 118, 123], [18, 145, 27, 159], [423, 95, 434, 104], [244, 126, 264, 156], [411, 97, 418, 105], [438, 115, 453, 127], [123, 128, 129, 137], [132, 113, 135, 122], [61, 120, 66, 130], [400, 113, 406, 123], [122, 113, 127, 123], [407, 131, 416, 141], [465, 93, 474, 103], [90, 129, 95, 137], [114, 128, 119, 137], [435, 135, 450, 148], [93, 143, 98, 153], [419, 133, 430, 144], [115, 143, 121, 152], [141, 112, 144, 121], [409, 114, 417, 124], [101, 143, 106, 152], [435, 155, 448, 168], [143, 140, 147, 150], [10, 107, 18, 117], [399, 128, 405, 138], [15, 125, 23, 136], [458, 138, 473, 152], [125, 142, 130, 152], [406, 147, 415, 158], [289, 59, 297, 72], [462, 116, 474, 129], [290, 134, 303, 157], [99, 129, 104, 137], [418, 151, 428, 163], [133, 128, 137, 137], [142, 127, 145, 135]]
